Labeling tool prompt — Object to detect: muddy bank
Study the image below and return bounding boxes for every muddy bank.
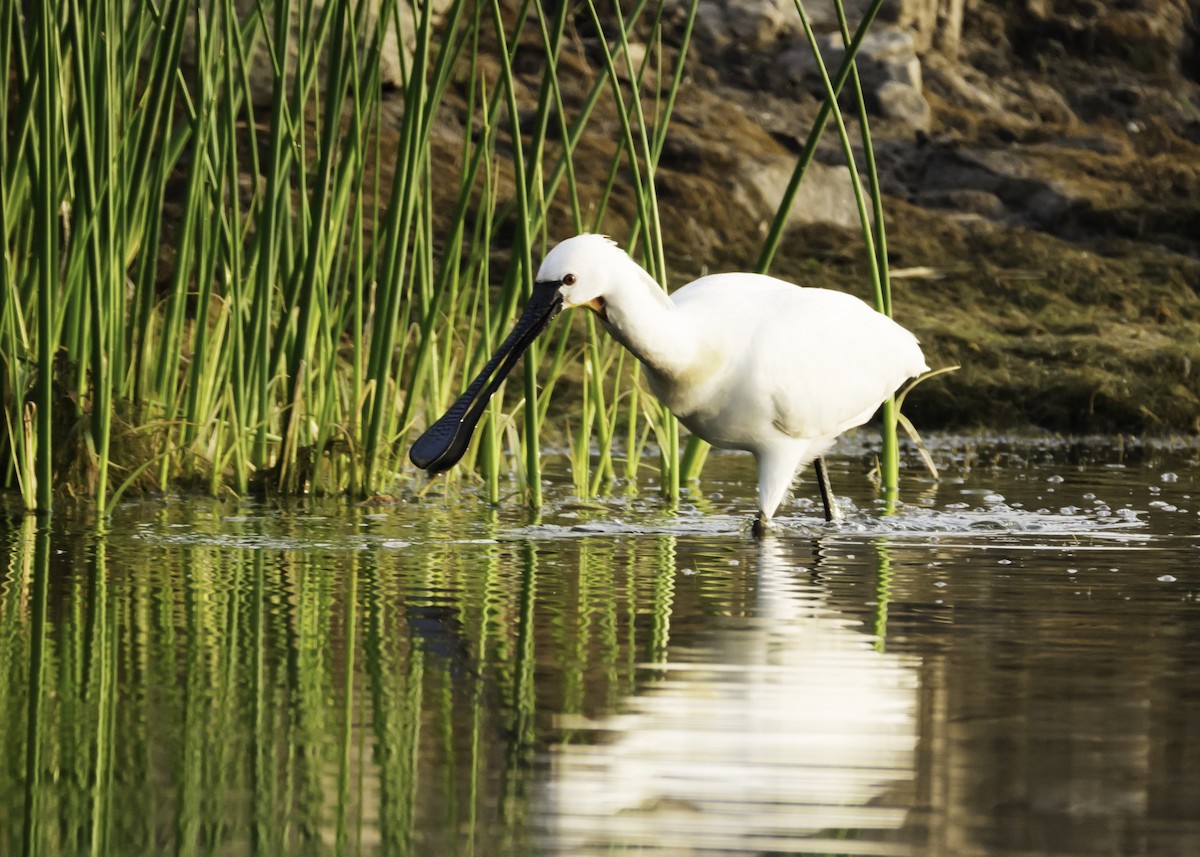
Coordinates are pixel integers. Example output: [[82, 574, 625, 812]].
[[410, 0, 1200, 435]]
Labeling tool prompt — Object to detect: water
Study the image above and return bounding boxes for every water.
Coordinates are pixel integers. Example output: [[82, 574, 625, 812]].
[[1, 438, 1198, 856]]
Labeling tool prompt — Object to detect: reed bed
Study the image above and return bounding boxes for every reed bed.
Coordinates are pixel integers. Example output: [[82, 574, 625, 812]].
[[2, 0, 909, 513]]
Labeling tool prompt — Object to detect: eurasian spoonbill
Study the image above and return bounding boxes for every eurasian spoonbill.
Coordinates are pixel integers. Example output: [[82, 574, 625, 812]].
[[410, 234, 928, 532]]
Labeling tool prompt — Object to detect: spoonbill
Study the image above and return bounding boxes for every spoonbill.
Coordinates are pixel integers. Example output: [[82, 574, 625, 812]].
[[410, 234, 928, 532]]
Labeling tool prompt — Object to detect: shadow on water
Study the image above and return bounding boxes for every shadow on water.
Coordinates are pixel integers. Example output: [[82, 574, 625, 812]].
[[1, 438, 1199, 856]]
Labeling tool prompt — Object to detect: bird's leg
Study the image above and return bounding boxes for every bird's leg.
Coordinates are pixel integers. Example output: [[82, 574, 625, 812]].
[[751, 511, 770, 538], [814, 456, 842, 523]]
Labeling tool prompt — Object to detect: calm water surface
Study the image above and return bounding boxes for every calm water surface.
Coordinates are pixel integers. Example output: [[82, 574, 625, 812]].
[[2, 438, 1198, 856]]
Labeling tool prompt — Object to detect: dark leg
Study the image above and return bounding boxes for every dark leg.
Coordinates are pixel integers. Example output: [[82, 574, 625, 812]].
[[814, 456, 842, 523], [751, 510, 769, 538]]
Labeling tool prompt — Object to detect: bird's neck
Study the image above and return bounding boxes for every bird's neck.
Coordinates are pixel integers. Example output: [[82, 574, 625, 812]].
[[600, 260, 697, 381]]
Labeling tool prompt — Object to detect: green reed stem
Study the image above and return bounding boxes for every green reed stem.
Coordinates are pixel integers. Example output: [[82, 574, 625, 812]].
[[832, 0, 900, 493], [487, 0, 543, 506], [585, 0, 692, 501], [794, 5, 878, 280], [33, 0, 58, 514], [756, 0, 888, 274], [249, 0, 293, 475]]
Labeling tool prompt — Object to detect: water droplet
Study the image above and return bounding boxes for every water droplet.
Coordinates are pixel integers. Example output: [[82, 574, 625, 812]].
[[984, 493, 1006, 503], [1066, 568, 1078, 575], [1046, 474, 1064, 483], [1082, 492, 1096, 500], [1161, 472, 1179, 483], [933, 580, 947, 588], [1157, 574, 1177, 583]]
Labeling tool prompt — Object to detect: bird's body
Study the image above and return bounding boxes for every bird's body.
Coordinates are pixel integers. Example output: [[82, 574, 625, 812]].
[[631, 274, 927, 521], [410, 234, 929, 531]]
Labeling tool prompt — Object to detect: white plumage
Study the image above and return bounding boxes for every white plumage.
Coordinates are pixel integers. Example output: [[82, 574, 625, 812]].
[[538, 234, 929, 528]]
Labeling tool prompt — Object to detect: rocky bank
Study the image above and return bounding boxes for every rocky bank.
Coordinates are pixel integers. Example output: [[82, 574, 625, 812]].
[[416, 0, 1200, 436]]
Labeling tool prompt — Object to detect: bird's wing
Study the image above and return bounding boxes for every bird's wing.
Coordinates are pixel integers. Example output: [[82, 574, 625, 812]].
[[755, 291, 927, 440], [670, 277, 926, 443]]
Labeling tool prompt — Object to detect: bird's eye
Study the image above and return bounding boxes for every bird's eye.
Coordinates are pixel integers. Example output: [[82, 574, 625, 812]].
[[562, 273, 576, 286]]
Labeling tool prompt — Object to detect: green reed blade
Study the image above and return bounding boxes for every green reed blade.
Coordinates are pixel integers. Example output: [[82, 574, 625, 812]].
[[249, 0, 295, 474], [281, 0, 355, 488], [33, 0, 59, 513], [756, 0, 888, 275], [485, 0, 543, 505], [832, 0, 902, 493], [363, 0, 468, 491], [583, 0, 699, 501]]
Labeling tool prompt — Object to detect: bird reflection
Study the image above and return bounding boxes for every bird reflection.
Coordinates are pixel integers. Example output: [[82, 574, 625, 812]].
[[538, 536, 919, 856]]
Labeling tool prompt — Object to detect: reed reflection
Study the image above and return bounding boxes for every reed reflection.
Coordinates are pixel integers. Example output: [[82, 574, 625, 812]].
[[539, 535, 920, 855]]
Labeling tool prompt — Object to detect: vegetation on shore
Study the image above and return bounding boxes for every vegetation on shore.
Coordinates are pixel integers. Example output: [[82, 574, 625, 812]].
[[2, 0, 904, 513]]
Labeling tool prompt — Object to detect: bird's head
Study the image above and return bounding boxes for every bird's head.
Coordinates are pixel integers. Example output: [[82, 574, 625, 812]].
[[409, 234, 621, 473], [535, 233, 628, 321]]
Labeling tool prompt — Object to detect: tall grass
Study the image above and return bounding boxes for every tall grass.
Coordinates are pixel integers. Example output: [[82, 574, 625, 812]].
[[2, 0, 911, 512]]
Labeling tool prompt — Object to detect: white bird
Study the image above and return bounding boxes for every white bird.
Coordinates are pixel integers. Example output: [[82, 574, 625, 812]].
[[411, 234, 929, 532]]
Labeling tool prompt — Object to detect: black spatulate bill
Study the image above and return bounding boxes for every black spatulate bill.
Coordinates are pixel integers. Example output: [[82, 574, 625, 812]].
[[410, 281, 564, 473]]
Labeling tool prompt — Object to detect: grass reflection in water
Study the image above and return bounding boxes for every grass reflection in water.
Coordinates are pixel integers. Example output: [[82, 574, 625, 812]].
[[2, 441, 1199, 856]]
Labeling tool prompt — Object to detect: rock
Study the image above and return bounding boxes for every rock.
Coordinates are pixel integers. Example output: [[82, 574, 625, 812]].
[[913, 188, 1008, 220], [1041, 135, 1129, 157], [769, 25, 932, 130], [722, 0, 792, 48], [780, 26, 920, 86], [770, 42, 817, 92], [1012, 1, 1194, 75], [683, 0, 879, 49], [922, 55, 1011, 120], [693, 1, 733, 49], [910, 146, 1140, 230], [875, 81, 932, 131], [736, 157, 867, 232], [880, 0, 967, 57]]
